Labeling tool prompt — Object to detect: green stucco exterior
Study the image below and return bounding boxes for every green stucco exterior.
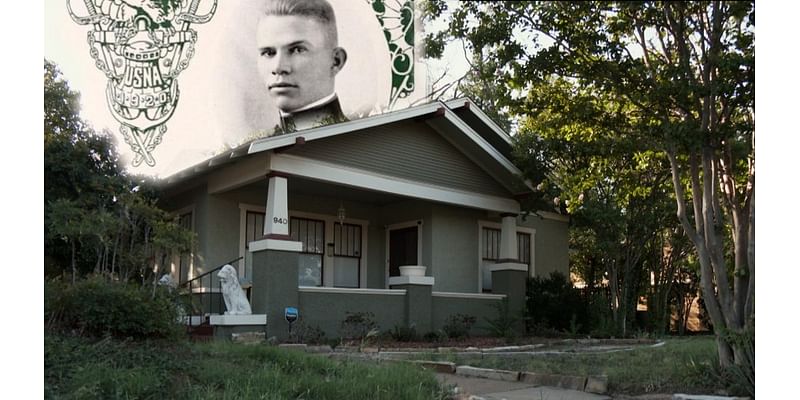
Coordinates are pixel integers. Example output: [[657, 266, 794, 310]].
[[297, 290, 406, 337], [431, 295, 503, 335], [157, 102, 572, 339], [164, 183, 569, 294], [518, 214, 570, 279]]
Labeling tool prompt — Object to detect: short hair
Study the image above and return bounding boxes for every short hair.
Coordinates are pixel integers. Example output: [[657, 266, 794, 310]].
[[263, 0, 339, 44]]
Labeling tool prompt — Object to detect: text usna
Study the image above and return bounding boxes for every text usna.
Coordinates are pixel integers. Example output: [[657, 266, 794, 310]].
[[123, 65, 165, 89]]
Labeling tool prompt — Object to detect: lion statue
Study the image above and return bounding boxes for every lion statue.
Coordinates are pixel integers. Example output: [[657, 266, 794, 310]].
[[217, 264, 252, 315], [158, 273, 177, 290]]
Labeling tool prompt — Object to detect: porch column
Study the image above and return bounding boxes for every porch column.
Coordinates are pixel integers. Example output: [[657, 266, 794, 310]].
[[250, 173, 302, 342], [389, 276, 434, 334], [264, 173, 291, 238], [499, 213, 518, 261], [492, 213, 527, 335]]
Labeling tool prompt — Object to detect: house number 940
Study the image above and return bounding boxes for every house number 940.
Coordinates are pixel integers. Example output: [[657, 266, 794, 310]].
[[273, 217, 288, 225]]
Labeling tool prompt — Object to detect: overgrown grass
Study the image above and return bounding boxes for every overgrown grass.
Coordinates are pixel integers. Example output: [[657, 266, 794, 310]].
[[422, 337, 723, 395], [45, 335, 447, 400], [185, 342, 446, 399]]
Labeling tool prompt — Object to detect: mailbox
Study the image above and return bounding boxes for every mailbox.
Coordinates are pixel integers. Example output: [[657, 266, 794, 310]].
[[285, 307, 298, 334], [285, 307, 299, 323]]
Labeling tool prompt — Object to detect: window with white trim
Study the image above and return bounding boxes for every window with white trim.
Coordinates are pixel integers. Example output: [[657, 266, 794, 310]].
[[241, 207, 367, 288], [290, 217, 325, 287], [244, 212, 325, 286], [480, 227, 532, 292]]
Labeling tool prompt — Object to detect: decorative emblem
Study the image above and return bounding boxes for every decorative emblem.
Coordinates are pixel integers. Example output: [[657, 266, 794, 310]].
[[369, 0, 415, 109], [67, 0, 217, 167]]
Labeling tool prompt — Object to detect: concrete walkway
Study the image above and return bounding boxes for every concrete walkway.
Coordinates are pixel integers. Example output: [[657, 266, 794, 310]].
[[436, 373, 612, 400]]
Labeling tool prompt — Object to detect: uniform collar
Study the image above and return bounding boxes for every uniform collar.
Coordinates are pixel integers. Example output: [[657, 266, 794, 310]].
[[280, 93, 338, 117]]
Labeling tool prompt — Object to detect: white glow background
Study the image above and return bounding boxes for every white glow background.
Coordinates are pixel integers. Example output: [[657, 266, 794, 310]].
[[45, 0, 429, 177]]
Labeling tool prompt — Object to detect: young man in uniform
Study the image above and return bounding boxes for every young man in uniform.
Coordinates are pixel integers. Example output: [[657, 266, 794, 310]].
[[257, 0, 348, 132]]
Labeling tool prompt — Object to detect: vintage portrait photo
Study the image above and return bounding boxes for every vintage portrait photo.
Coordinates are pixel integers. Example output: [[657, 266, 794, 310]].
[[46, 0, 424, 175]]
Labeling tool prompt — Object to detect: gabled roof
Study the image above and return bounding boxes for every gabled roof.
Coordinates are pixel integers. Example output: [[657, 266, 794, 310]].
[[161, 98, 532, 195]]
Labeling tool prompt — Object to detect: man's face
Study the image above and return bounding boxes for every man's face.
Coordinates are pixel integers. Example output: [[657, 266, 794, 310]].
[[256, 15, 341, 113]]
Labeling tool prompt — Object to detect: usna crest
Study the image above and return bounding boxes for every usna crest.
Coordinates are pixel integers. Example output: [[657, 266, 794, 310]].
[[67, 0, 217, 167]]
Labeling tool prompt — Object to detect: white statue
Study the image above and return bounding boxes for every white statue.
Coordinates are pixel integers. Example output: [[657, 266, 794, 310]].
[[158, 273, 177, 290], [217, 264, 252, 315]]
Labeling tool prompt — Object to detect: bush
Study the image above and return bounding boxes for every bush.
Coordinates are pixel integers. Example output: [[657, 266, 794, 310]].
[[423, 330, 447, 342], [390, 324, 418, 342], [287, 321, 327, 345], [442, 314, 476, 339], [340, 311, 378, 341], [717, 327, 755, 397], [484, 298, 520, 340], [45, 276, 184, 340], [526, 272, 588, 334]]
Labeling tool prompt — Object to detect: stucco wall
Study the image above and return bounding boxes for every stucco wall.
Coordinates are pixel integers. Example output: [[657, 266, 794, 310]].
[[429, 204, 483, 293], [202, 194, 242, 271], [431, 294, 503, 335], [297, 290, 406, 338], [518, 214, 570, 278], [162, 181, 569, 292]]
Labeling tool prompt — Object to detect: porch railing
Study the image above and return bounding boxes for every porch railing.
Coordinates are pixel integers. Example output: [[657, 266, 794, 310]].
[[179, 257, 243, 326]]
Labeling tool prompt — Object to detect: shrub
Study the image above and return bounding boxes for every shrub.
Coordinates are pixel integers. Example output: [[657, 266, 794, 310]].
[[526, 272, 589, 334], [442, 313, 476, 339], [340, 311, 378, 341], [423, 330, 447, 342], [287, 321, 327, 345], [390, 324, 418, 342], [45, 276, 184, 340], [484, 298, 521, 340], [715, 327, 755, 397]]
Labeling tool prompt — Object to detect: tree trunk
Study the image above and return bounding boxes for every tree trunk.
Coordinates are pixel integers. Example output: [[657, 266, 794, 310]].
[[71, 240, 76, 285], [609, 262, 620, 335]]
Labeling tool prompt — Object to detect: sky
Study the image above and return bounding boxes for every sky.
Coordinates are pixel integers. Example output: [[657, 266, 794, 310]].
[[0, 0, 794, 397]]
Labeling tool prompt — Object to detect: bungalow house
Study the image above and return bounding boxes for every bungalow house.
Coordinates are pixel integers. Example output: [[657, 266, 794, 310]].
[[158, 98, 569, 340]]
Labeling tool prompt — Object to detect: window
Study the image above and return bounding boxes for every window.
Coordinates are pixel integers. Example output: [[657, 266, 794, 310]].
[[481, 227, 501, 292], [290, 217, 325, 287], [240, 207, 367, 288], [333, 222, 361, 288], [480, 227, 532, 292], [517, 232, 531, 266]]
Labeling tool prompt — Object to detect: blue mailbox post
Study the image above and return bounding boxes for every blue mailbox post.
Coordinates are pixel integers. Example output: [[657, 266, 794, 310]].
[[285, 307, 298, 334]]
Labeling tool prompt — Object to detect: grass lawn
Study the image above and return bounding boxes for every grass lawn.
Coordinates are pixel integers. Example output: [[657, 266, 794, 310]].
[[420, 336, 723, 395], [45, 335, 448, 400]]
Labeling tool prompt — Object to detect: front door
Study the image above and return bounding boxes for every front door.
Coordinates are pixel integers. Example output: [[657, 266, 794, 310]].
[[388, 225, 419, 277]]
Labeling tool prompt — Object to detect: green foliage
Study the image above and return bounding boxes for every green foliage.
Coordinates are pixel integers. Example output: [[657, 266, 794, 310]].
[[46, 336, 448, 400], [44, 60, 194, 282], [287, 321, 328, 345], [441, 313, 476, 339], [423, 330, 447, 343], [340, 311, 378, 341], [390, 324, 419, 342], [426, 0, 755, 364], [45, 276, 184, 340], [526, 272, 588, 334], [715, 327, 755, 397], [483, 298, 520, 340], [45, 335, 191, 399]]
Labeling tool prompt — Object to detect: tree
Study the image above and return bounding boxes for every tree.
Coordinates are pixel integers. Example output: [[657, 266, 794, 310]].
[[44, 60, 194, 283], [514, 78, 684, 336], [425, 1, 754, 368]]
